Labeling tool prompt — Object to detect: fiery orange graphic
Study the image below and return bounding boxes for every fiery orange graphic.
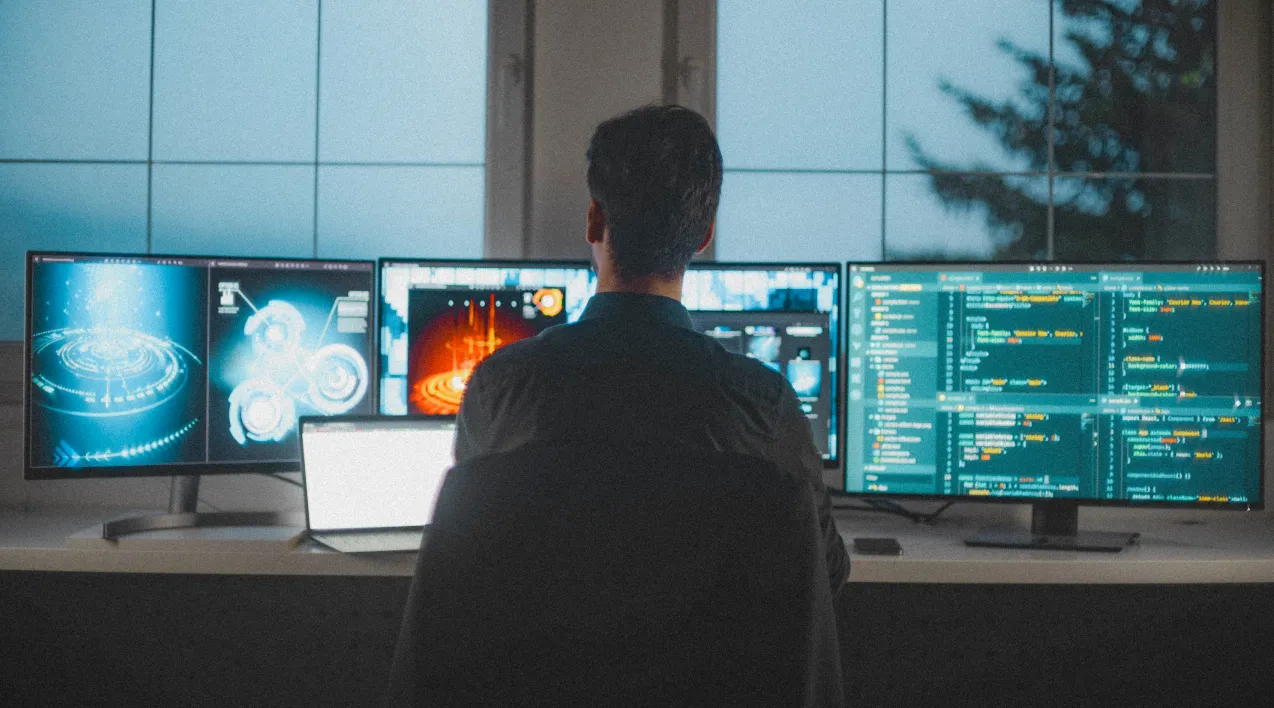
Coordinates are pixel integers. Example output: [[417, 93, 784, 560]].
[[408, 291, 555, 415], [533, 288, 563, 318]]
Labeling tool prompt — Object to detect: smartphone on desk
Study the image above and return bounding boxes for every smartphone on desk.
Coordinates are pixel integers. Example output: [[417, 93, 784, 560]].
[[853, 537, 902, 556]]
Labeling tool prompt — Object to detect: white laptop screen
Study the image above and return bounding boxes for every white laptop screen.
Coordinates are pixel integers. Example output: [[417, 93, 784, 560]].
[[301, 418, 455, 532]]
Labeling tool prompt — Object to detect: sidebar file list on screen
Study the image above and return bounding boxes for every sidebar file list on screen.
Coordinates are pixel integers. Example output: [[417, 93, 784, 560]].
[[304, 425, 455, 531]]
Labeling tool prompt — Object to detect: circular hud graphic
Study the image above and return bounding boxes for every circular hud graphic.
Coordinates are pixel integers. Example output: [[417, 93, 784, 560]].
[[228, 379, 297, 445], [226, 298, 370, 446], [246, 301, 306, 356], [30, 327, 198, 417], [415, 369, 471, 414], [306, 343, 369, 415]]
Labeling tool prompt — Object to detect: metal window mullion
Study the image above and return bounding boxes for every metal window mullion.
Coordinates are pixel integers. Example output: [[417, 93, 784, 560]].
[[485, 0, 532, 259]]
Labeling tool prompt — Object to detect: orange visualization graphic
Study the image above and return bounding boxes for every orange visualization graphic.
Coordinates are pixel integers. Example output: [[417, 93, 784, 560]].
[[406, 289, 566, 415]]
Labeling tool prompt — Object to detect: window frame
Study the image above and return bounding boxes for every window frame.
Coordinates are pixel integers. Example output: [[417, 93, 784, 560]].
[[0, 1, 527, 403], [692, 0, 1266, 262], [486, 0, 532, 258], [692, 0, 1273, 500]]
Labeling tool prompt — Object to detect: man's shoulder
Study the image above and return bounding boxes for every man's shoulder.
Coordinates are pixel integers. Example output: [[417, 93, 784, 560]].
[[715, 348, 794, 406], [466, 321, 579, 383], [470, 318, 794, 402]]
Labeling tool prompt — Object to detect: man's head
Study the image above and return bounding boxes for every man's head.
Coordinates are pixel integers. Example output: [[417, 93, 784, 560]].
[[586, 104, 723, 288]]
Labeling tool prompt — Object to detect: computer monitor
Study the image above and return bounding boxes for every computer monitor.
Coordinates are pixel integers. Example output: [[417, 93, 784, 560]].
[[378, 258, 596, 416], [683, 263, 841, 467], [25, 252, 377, 479], [843, 262, 1263, 548]]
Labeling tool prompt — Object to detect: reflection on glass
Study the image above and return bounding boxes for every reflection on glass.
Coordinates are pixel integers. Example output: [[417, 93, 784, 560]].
[[152, 0, 318, 162], [888, 0, 1050, 172], [0, 0, 151, 160], [1053, 176, 1214, 260], [316, 166, 484, 260], [717, 0, 884, 170], [150, 165, 315, 258], [884, 174, 1047, 260], [716, 172, 882, 262], [1053, 0, 1215, 174], [319, 0, 487, 164], [0, 164, 148, 339]]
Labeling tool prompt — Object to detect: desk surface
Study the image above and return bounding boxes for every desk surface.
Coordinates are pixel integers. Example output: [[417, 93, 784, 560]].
[[2, 506, 1274, 583]]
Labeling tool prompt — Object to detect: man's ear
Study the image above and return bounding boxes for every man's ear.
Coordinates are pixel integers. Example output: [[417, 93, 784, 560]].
[[586, 200, 606, 245], [695, 221, 715, 254]]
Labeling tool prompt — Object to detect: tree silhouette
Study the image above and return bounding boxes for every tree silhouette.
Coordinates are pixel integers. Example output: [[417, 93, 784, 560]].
[[904, 0, 1216, 261]]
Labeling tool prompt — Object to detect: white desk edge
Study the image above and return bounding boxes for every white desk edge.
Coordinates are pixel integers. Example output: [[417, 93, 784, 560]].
[[2, 506, 1273, 584]]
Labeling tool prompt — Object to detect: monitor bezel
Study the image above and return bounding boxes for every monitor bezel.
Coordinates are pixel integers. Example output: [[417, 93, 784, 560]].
[[23, 250, 379, 480], [687, 261, 845, 469], [376, 256, 596, 324], [378, 256, 595, 271], [298, 413, 455, 534], [840, 259, 1266, 511]]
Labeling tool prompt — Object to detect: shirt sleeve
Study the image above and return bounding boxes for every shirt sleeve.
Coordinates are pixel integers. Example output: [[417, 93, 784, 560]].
[[771, 385, 851, 593]]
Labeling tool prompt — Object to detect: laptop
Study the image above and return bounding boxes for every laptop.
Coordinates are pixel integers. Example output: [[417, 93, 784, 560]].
[[299, 415, 456, 553]]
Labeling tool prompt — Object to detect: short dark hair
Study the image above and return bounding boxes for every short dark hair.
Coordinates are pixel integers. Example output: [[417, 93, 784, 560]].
[[586, 104, 723, 279]]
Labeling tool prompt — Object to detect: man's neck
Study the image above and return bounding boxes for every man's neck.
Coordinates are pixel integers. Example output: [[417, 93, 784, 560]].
[[595, 271, 684, 301]]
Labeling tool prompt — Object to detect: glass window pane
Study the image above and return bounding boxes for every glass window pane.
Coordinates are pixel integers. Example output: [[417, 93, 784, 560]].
[[1053, 0, 1216, 174], [1053, 176, 1215, 260], [884, 173, 1048, 260], [316, 166, 484, 260], [319, 0, 487, 164], [0, 164, 148, 339], [152, 0, 318, 162], [716, 172, 883, 262], [0, 0, 151, 160], [150, 165, 314, 258], [717, 0, 884, 171], [887, 0, 1050, 172]]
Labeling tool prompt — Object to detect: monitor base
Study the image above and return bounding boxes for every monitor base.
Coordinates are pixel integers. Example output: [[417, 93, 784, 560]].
[[964, 529, 1140, 553], [101, 511, 299, 541]]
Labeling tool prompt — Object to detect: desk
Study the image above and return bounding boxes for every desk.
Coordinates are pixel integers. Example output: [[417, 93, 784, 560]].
[[3, 506, 1274, 707], [835, 508, 1274, 583], [2, 506, 1273, 582]]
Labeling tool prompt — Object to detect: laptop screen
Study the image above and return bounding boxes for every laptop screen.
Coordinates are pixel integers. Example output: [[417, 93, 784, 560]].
[[300, 417, 455, 532]]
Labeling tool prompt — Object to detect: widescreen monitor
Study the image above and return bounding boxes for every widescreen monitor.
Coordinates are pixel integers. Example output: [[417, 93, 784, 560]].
[[378, 259, 596, 416], [25, 252, 376, 479], [683, 262, 841, 466], [843, 262, 1263, 510]]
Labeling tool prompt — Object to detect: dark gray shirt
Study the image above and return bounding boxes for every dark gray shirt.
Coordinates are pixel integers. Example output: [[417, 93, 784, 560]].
[[455, 291, 850, 592]]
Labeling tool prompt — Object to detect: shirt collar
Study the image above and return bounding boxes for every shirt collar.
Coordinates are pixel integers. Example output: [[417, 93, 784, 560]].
[[579, 292, 695, 330]]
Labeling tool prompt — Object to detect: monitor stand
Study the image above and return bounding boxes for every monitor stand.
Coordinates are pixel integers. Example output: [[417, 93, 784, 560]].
[[964, 501, 1139, 553], [99, 475, 296, 540]]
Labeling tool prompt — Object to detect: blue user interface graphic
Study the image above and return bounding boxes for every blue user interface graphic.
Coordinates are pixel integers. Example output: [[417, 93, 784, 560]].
[[786, 359, 823, 398], [208, 266, 374, 462], [29, 260, 208, 468], [682, 265, 841, 462], [28, 254, 375, 474]]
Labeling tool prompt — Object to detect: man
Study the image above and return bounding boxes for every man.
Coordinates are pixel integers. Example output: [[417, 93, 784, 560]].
[[454, 104, 849, 594]]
